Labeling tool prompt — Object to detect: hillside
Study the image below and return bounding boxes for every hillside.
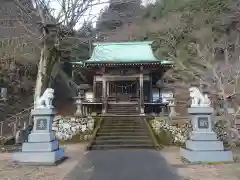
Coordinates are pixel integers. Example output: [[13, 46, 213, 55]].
[[0, 0, 40, 117], [1, 0, 240, 117], [94, 0, 240, 114]]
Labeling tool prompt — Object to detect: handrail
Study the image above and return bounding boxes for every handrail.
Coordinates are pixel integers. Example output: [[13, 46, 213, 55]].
[[6, 104, 33, 123], [143, 118, 161, 149], [0, 104, 33, 144], [86, 116, 104, 150]]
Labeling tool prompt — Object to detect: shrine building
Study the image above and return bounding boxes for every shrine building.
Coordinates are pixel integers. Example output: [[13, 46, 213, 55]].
[[71, 41, 174, 116]]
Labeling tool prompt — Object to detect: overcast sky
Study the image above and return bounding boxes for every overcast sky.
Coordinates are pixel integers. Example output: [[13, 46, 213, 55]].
[[32, 0, 155, 29]]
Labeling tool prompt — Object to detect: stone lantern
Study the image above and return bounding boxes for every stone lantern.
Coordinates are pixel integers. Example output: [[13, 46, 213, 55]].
[[168, 98, 177, 118], [73, 84, 90, 118]]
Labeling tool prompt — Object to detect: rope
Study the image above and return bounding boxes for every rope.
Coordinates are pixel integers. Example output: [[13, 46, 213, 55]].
[[109, 81, 137, 88]]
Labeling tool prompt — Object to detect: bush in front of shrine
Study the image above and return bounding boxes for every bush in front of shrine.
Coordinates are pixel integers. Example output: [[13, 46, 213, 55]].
[[52, 115, 95, 143], [150, 117, 231, 147], [150, 117, 189, 146]]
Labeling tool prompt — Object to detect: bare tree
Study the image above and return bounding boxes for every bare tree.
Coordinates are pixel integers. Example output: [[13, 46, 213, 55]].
[[164, 36, 240, 145], [24, 0, 103, 106]]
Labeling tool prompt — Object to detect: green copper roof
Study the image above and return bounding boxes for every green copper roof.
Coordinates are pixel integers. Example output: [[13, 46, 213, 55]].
[[73, 41, 171, 64]]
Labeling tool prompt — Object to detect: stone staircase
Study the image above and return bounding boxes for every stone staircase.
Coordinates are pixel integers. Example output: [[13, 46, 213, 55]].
[[88, 116, 159, 150], [107, 104, 139, 115]]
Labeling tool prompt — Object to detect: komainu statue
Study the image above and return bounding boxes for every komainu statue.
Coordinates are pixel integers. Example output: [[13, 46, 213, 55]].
[[35, 88, 55, 109], [189, 87, 211, 107]]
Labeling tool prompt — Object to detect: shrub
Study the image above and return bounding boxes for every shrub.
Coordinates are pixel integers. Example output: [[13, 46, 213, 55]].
[[150, 117, 189, 146]]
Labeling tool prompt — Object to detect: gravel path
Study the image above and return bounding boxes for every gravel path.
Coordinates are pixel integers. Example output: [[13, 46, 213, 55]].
[[64, 149, 182, 180]]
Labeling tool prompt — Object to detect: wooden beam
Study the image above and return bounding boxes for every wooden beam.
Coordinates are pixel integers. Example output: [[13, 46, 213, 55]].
[[95, 74, 150, 81]]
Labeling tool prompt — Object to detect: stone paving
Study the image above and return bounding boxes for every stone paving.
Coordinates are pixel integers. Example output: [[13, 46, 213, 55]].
[[64, 147, 240, 180], [0, 145, 240, 180], [64, 149, 182, 180]]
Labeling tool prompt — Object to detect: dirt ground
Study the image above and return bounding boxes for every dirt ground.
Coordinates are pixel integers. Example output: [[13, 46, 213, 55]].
[[0, 145, 240, 180], [161, 147, 240, 180], [0, 144, 87, 180]]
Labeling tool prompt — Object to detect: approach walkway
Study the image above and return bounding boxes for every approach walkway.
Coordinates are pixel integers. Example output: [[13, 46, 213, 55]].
[[64, 149, 182, 180]]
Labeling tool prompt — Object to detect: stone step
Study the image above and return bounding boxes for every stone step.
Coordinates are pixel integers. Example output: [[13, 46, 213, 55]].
[[88, 117, 156, 150], [107, 108, 137, 111], [101, 126, 142, 129], [95, 135, 149, 140], [102, 121, 141, 125], [104, 118, 140, 121], [103, 116, 142, 119], [90, 144, 155, 150], [107, 108, 137, 110], [93, 139, 153, 145], [97, 132, 149, 136], [107, 110, 137, 112], [107, 112, 138, 115], [103, 120, 140, 123], [107, 112, 137, 114], [101, 125, 142, 128], [102, 124, 141, 127], [108, 105, 137, 107], [99, 128, 147, 133], [108, 107, 137, 109]]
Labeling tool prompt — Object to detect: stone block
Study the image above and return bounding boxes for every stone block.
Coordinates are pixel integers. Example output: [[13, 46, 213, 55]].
[[190, 114, 214, 133], [22, 140, 59, 152], [31, 108, 56, 116], [189, 132, 218, 141], [28, 132, 56, 142], [31, 108, 56, 134], [188, 107, 214, 114], [180, 148, 233, 163], [185, 140, 224, 151], [13, 148, 65, 165]]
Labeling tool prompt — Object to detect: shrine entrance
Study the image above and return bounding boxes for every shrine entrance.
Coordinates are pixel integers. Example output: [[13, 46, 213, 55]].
[[108, 80, 138, 102]]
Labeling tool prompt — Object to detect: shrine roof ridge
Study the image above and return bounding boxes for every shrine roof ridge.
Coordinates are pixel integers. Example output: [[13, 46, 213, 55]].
[[71, 41, 174, 65], [92, 41, 154, 46]]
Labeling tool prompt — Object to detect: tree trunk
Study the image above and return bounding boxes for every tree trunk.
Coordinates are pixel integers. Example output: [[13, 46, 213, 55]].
[[34, 48, 46, 107], [34, 44, 58, 107], [222, 98, 240, 146]]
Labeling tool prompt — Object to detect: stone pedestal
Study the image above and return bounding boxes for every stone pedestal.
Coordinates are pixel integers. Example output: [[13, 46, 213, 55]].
[[180, 107, 233, 163], [12, 108, 65, 165]]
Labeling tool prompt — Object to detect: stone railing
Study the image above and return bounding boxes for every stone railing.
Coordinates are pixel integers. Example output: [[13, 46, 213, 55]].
[[0, 105, 33, 144]]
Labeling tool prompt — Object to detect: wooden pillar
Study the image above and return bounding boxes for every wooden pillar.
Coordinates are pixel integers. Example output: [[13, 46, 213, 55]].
[[102, 78, 107, 114], [84, 105, 88, 117], [93, 76, 96, 101], [107, 81, 110, 96], [139, 68, 144, 115], [82, 105, 86, 117], [150, 73, 153, 102]]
